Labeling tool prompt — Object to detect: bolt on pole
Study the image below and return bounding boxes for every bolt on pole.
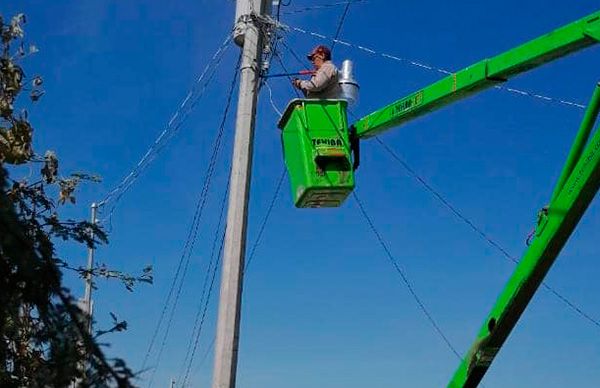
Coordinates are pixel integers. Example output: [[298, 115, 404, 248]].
[[212, 1, 271, 387]]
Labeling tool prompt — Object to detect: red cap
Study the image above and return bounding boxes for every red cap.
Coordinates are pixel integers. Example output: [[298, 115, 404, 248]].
[[306, 45, 331, 60]]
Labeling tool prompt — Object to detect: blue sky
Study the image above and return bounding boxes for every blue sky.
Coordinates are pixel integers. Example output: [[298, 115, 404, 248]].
[[4, 1, 600, 387]]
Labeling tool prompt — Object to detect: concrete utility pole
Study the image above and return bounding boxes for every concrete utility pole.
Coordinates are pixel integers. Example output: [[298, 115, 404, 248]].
[[83, 202, 98, 335], [212, 1, 271, 387], [71, 203, 98, 387]]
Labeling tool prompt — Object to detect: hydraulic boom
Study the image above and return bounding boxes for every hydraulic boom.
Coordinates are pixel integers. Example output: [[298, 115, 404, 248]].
[[354, 11, 600, 139], [278, 11, 600, 209]]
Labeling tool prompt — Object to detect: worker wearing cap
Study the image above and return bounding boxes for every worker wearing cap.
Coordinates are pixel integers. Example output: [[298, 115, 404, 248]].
[[292, 45, 342, 99]]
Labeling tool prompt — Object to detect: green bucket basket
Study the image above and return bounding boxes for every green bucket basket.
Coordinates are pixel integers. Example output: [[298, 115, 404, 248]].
[[278, 99, 356, 208]]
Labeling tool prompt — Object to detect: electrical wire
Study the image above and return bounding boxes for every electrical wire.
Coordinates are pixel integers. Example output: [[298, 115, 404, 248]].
[[331, 0, 352, 51], [276, 0, 292, 20], [97, 34, 233, 225], [181, 230, 227, 387], [258, 13, 304, 102], [287, 25, 587, 110], [187, 336, 216, 385], [352, 190, 463, 360], [283, 0, 368, 15], [244, 167, 287, 273], [183, 167, 286, 385], [375, 137, 515, 261], [143, 52, 242, 387], [177, 179, 229, 386], [280, 39, 308, 69], [257, 9, 287, 87], [273, 50, 302, 99], [375, 137, 600, 331], [264, 80, 284, 117]]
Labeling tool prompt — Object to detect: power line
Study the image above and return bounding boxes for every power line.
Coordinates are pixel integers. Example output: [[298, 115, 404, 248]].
[[244, 167, 287, 273], [283, 0, 368, 15], [177, 180, 229, 385], [97, 33, 233, 223], [262, 38, 304, 118], [493, 85, 585, 109], [273, 50, 302, 99], [272, 40, 313, 103], [375, 137, 515, 261], [181, 230, 227, 387], [258, 13, 295, 96], [143, 52, 242, 387], [193, 337, 216, 383], [263, 80, 283, 117], [375, 137, 600, 331], [180, 167, 285, 385], [352, 191, 463, 360], [280, 39, 307, 69], [275, 0, 290, 20], [287, 25, 587, 110], [330, 0, 352, 50]]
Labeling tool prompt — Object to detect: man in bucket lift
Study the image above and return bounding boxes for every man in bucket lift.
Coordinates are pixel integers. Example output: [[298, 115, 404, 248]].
[[292, 45, 342, 99]]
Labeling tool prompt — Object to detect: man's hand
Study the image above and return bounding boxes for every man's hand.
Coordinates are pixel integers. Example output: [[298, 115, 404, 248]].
[[292, 78, 302, 89]]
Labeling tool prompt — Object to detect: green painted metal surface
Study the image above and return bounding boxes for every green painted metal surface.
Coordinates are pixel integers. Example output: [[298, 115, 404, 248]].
[[278, 99, 355, 208], [354, 10, 600, 139], [550, 83, 600, 203], [448, 88, 600, 388]]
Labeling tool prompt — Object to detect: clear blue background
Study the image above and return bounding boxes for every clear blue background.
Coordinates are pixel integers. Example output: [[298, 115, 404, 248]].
[[3, 1, 600, 387]]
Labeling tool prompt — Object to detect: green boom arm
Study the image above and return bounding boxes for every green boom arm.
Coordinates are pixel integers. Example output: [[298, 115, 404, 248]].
[[449, 83, 600, 387], [353, 11, 600, 139], [350, 10, 600, 388]]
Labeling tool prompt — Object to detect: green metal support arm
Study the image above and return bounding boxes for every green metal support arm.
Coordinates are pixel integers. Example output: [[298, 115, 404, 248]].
[[550, 84, 600, 203], [353, 11, 600, 139], [448, 83, 600, 387]]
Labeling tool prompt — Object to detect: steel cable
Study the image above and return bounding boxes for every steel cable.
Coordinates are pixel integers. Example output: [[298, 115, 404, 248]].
[[331, 0, 352, 51], [273, 50, 302, 99], [176, 178, 229, 385], [181, 230, 227, 387], [375, 137, 600, 331], [280, 39, 308, 69], [352, 191, 463, 360], [283, 0, 368, 15], [244, 167, 287, 273], [98, 33, 233, 224], [286, 25, 587, 110], [183, 167, 286, 385]]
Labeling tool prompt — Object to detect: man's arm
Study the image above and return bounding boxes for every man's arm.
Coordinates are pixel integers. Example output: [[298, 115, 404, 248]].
[[299, 64, 335, 93]]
